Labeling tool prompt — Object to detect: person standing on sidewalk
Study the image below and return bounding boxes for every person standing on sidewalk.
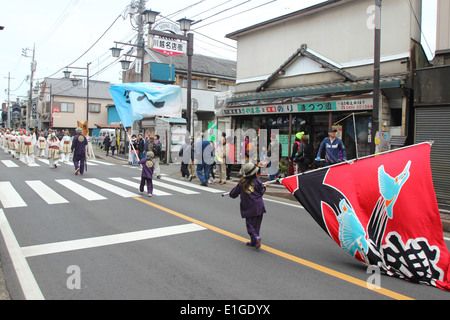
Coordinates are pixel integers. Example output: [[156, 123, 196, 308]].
[[152, 134, 162, 179], [195, 134, 211, 186], [71, 127, 88, 175]]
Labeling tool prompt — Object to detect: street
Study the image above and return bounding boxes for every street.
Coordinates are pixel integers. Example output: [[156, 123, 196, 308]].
[[0, 150, 449, 302]]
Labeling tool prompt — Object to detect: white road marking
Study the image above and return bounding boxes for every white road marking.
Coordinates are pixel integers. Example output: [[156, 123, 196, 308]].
[[0, 209, 44, 299], [0, 181, 27, 208], [83, 178, 139, 198], [159, 176, 223, 193], [56, 179, 106, 201], [1, 160, 19, 168], [21, 223, 206, 257], [25, 180, 69, 205]]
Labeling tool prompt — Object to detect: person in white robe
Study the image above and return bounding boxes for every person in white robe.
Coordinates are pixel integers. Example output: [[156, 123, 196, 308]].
[[22, 131, 36, 164], [60, 131, 72, 163], [46, 133, 60, 168]]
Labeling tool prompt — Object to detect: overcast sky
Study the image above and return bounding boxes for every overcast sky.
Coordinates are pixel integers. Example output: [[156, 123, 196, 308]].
[[0, 0, 438, 106]]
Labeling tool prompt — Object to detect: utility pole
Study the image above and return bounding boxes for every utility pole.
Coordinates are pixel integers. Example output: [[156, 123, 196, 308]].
[[136, 0, 147, 83], [4, 72, 14, 128], [23, 44, 36, 130], [371, 0, 381, 154]]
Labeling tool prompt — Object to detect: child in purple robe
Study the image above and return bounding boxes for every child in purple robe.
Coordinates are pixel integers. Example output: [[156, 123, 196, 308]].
[[230, 163, 270, 249], [138, 151, 155, 197]]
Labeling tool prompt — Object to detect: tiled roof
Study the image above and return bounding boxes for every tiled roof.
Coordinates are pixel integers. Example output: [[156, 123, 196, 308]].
[[44, 78, 113, 100]]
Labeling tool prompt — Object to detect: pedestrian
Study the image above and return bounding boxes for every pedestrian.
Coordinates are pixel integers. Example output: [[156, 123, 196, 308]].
[[103, 134, 111, 156], [138, 133, 145, 160], [110, 132, 117, 156], [267, 133, 282, 182], [71, 127, 88, 175], [195, 134, 211, 186], [138, 151, 155, 197], [130, 134, 139, 166], [188, 135, 196, 181], [226, 136, 235, 180], [229, 163, 270, 249], [47, 133, 61, 169], [179, 136, 191, 180], [152, 134, 162, 179], [315, 128, 347, 166], [290, 131, 304, 175], [209, 140, 217, 184], [239, 135, 253, 177], [216, 134, 229, 184], [298, 134, 313, 172]]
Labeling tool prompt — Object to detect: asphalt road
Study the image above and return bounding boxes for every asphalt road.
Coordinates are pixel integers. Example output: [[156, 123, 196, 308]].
[[0, 149, 449, 303]]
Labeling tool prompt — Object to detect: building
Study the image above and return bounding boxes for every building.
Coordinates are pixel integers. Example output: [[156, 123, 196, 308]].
[[414, 0, 450, 207], [36, 78, 114, 134], [223, 0, 428, 161]]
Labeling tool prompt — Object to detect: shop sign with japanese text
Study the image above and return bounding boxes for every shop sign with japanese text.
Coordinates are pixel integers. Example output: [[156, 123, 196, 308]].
[[224, 98, 373, 116]]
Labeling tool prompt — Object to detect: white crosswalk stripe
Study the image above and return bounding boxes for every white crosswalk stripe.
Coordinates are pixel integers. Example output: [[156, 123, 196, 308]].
[[0, 182, 27, 208], [1, 160, 19, 168], [25, 180, 69, 205], [56, 179, 107, 201], [83, 178, 139, 198]]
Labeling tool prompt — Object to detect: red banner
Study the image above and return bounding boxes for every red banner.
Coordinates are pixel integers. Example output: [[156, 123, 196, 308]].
[[282, 142, 450, 291]]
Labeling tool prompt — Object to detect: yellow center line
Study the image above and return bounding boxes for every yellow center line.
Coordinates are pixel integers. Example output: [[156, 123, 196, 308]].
[[134, 197, 414, 300]]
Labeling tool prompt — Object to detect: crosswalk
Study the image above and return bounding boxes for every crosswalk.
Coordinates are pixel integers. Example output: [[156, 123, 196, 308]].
[[1, 157, 115, 168], [0, 175, 223, 209]]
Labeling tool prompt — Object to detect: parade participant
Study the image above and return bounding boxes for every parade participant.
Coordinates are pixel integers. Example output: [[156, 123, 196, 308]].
[[71, 127, 88, 175], [4, 130, 10, 154], [21, 131, 36, 164], [229, 163, 270, 249], [138, 151, 155, 197], [37, 131, 47, 157], [19, 131, 26, 162], [315, 128, 347, 166], [60, 131, 72, 163], [47, 133, 61, 168], [9, 131, 17, 158]]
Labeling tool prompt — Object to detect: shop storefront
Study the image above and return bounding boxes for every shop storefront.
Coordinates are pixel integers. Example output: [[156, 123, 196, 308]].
[[226, 96, 373, 161]]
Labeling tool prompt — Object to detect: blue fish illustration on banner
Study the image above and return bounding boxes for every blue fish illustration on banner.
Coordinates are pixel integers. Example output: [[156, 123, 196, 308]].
[[282, 142, 450, 292], [109, 82, 182, 127]]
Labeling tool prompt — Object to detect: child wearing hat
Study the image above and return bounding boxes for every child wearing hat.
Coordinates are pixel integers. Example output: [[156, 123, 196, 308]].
[[229, 163, 270, 249], [138, 151, 155, 197]]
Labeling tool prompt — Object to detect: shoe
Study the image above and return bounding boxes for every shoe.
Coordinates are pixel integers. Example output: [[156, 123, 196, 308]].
[[188, 175, 193, 181], [200, 181, 208, 187], [148, 193, 152, 197], [157, 175, 161, 179], [138, 190, 143, 195], [246, 242, 255, 247], [255, 236, 261, 249], [75, 168, 80, 175]]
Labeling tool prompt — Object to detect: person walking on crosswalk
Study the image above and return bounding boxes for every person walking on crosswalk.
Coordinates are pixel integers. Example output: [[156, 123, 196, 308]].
[[47, 133, 61, 169], [138, 151, 155, 197], [71, 127, 88, 175]]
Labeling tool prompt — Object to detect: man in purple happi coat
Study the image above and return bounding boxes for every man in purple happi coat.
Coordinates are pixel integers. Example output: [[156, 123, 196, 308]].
[[71, 127, 88, 175]]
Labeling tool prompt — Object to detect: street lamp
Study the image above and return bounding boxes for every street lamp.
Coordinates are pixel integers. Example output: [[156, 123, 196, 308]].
[[120, 59, 132, 70], [142, 9, 160, 26], [110, 46, 123, 58], [63, 63, 91, 129], [177, 18, 194, 34]]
